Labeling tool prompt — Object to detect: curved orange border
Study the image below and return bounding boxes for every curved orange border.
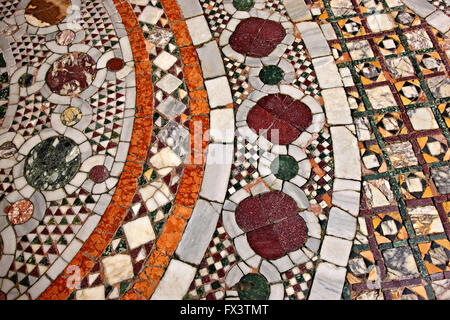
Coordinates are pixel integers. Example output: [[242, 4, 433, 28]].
[[39, 0, 209, 300], [122, 0, 210, 300]]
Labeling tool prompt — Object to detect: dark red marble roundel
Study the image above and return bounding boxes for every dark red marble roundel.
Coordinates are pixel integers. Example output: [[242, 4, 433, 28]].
[[46, 52, 96, 96], [235, 191, 308, 260], [229, 17, 286, 58], [106, 58, 125, 71], [247, 93, 313, 145], [89, 165, 109, 183]]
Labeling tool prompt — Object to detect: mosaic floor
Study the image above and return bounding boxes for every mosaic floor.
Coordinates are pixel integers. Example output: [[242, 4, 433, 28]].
[[0, 0, 448, 301]]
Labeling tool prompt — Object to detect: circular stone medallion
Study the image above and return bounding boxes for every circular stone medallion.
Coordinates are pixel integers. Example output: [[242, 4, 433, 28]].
[[229, 18, 286, 58], [271, 155, 299, 180], [56, 30, 76, 46], [25, 0, 71, 27], [46, 52, 97, 96], [24, 136, 81, 191], [18, 73, 34, 88], [7, 199, 34, 225], [259, 65, 284, 85], [60, 107, 82, 127], [106, 58, 125, 72], [235, 191, 308, 260], [89, 165, 109, 183], [233, 0, 255, 11], [247, 94, 313, 144], [237, 273, 270, 300]]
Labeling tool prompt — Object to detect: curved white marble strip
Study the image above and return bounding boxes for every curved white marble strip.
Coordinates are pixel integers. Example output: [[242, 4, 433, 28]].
[[292, 14, 362, 300], [151, 0, 236, 300], [155, 0, 364, 301]]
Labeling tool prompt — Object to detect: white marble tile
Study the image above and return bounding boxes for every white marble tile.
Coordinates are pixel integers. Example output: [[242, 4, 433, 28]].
[[205, 76, 233, 108], [197, 40, 226, 79], [186, 16, 212, 45], [76, 286, 105, 300], [153, 51, 178, 71], [151, 260, 197, 300], [210, 108, 235, 143], [321, 88, 352, 125], [102, 254, 134, 285], [138, 6, 164, 24], [326, 207, 357, 240], [123, 216, 156, 250], [296, 22, 330, 58], [175, 200, 220, 264], [309, 262, 347, 300], [312, 55, 343, 89]]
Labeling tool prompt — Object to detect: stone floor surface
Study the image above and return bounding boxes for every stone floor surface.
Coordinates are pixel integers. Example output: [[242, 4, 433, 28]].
[[0, 0, 449, 300]]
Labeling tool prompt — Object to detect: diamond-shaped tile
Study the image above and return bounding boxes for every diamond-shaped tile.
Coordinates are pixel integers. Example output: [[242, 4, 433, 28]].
[[156, 74, 183, 94]]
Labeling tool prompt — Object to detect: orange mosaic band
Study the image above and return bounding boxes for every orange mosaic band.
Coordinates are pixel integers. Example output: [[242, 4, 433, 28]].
[[122, 0, 210, 300], [39, 0, 210, 300], [38, 0, 154, 300]]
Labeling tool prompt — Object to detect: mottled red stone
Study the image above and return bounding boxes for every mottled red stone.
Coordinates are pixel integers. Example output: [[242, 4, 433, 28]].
[[247, 94, 313, 145], [235, 191, 308, 260], [246, 105, 276, 135], [89, 165, 109, 183], [269, 119, 300, 145], [46, 52, 96, 96], [260, 191, 297, 223], [229, 17, 286, 58], [274, 215, 308, 252], [257, 94, 289, 115], [247, 225, 285, 260], [107, 58, 125, 71], [279, 101, 313, 131], [235, 195, 268, 232], [7, 200, 34, 225]]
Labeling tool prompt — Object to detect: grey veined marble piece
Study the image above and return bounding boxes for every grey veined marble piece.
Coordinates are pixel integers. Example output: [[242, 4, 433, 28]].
[[427, 75, 450, 99], [175, 200, 221, 265], [157, 121, 190, 161], [283, 0, 312, 22], [309, 262, 347, 300], [385, 141, 418, 168], [431, 166, 450, 194], [157, 96, 187, 119], [382, 246, 420, 281], [402, 0, 436, 18], [431, 279, 450, 300]]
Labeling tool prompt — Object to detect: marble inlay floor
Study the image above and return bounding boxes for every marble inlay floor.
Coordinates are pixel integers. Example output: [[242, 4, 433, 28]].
[[0, 0, 448, 301]]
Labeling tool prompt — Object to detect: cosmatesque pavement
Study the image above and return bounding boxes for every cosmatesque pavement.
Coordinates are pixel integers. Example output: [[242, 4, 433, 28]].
[[0, 0, 449, 300]]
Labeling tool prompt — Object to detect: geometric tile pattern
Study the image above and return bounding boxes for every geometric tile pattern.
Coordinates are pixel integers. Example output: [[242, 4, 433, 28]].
[[186, 218, 241, 300], [325, 0, 450, 300]]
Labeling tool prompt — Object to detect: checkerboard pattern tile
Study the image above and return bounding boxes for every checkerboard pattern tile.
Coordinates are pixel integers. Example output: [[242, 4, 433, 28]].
[[265, 0, 287, 15], [304, 128, 334, 219], [282, 261, 317, 300], [200, 0, 232, 39], [227, 136, 260, 196], [224, 57, 251, 106], [283, 38, 321, 98], [186, 218, 241, 300]]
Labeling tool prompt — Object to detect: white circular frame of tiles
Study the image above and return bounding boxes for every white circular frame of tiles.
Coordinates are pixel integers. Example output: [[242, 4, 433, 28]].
[[222, 189, 322, 275]]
